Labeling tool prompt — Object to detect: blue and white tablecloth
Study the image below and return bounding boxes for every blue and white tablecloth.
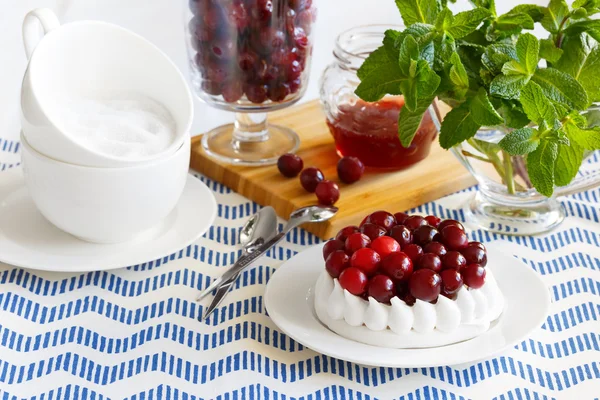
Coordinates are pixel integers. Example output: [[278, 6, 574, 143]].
[[0, 135, 599, 400]]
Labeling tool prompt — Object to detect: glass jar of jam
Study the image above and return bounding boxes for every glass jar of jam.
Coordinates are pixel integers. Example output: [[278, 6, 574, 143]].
[[319, 25, 441, 170]]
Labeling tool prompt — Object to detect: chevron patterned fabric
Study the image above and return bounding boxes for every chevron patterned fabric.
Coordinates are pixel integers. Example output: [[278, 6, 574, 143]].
[[0, 138, 599, 400]]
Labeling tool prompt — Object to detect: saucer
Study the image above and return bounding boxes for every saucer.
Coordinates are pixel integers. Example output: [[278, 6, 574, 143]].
[[264, 244, 551, 368], [0, 169, 217, 272]]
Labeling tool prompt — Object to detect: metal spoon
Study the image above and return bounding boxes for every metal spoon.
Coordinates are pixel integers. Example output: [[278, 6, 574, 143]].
[[201, 205, 338, 321], [197, 206, 278, 301]]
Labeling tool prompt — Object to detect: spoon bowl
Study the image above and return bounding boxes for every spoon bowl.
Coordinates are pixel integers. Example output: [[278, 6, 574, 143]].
[[289, 205, 339, 227]]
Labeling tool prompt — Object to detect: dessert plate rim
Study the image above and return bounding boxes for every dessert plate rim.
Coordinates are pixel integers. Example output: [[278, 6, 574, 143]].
[[0, 169, 216, 272], [264, 242, 551, 368]]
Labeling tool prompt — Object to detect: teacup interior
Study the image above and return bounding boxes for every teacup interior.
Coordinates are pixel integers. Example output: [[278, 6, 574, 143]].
[[28, 21, 192, 152]]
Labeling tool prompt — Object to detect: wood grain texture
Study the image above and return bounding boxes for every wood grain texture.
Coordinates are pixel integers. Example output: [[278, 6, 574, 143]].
[[190, 100, 476, 240]]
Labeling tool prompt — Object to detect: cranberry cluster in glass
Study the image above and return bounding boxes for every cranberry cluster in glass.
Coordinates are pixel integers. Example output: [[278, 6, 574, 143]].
[[188, 0, 316, 103], [322, 211, 488, 305]]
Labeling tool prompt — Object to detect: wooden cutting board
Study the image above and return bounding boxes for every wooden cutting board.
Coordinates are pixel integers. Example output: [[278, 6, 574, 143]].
[[190, 100, 475, 240]]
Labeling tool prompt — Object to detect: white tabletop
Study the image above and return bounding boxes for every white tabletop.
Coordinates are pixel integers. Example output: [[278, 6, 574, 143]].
[[0, 0, 545, 139]]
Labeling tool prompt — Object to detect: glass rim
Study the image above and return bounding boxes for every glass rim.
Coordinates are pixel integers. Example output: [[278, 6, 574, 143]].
[[334, 24, 405, 62]]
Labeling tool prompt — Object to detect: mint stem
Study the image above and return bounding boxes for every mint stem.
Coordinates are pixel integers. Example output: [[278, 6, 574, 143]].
[[502, 151, 516, 195], [555, 14, 572, 48], [461, 150, 493, 163]]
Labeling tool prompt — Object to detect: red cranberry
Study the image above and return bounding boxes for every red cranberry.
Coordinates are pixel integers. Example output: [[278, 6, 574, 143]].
[[292, 27, 309, 48], [402, 292, 417, 306], [381, 252, 413, 282], [315, 180, 340, 206], [359, 223, 387, 241], [462, 245, 488, 267], [423, 242, 447, 258], [277, 153, 303, 177], [203, 8, 223, 30], [403, 244, 424, 263], [443, 251, 467, 270], [286, 59, 303, 80], [335, 226, 359, 243], [206, 62, 228, 83], [345, 233, 371, 254], [252, 0, 273, 22], [268, 83, 291, 102], [394, 212, 409, 225], [424, 215, 441, 227], [413, 225, 439, 246], [221, 80, 244, 103], [404, 215, 427, 231], [409, 269, 442, 302], [322, 239, 345, 261], [371, 236, 401, 259], [440, 269, 463, 294], [245, 84, 268, 103], [389, 225, 413, 248], [285, 8, 297, 34], [438, 219, 465, 232], [289, 0, 312, 11], [201, 80, 222, 96], [238, 51, 258, 71], [417, 253, 442, 273], [441, 290, 458, 300], [228, 2, 250, 30], [289, 78, 302, 93], [440, 226, 469, 251], [337, 157, 365, 184], [366, 211, 396, 231], [338, 267, 368, 295], [296, 9, 314, 34], [462, 264, 486, 289], [258, 28, 286, 51], [350, 248, 381, 276], [368, 275, 396, 303], [325, 250, 350, 278], [211, 39, 236, 60], [469, 241, 487, 251], [299, 167, 324, 192]]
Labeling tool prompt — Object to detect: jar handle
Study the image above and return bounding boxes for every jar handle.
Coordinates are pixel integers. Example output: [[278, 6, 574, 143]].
[[23, 8, 61, 60], [554, 156, 600, 197]]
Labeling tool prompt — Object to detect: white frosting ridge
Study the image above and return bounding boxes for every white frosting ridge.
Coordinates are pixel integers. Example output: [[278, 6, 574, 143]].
[[314, 269, 504, 349]]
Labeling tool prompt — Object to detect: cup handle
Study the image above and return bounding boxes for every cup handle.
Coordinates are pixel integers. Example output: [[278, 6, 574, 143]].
[[22, 8, 61, 60]]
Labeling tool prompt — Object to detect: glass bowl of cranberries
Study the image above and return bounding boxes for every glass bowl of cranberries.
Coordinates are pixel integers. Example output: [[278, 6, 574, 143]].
[[319, 25, 441, 170], [186, 0, 316, 165]]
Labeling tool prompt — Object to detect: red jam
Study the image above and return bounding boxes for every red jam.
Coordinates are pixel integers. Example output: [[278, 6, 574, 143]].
[[326, 97, 438, 169]]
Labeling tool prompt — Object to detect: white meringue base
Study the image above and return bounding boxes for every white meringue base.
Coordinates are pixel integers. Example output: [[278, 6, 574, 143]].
[[314, 270, 504, 349]]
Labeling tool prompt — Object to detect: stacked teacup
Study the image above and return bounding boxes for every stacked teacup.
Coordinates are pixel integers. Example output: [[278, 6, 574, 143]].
[[20, 9, 193, 243]]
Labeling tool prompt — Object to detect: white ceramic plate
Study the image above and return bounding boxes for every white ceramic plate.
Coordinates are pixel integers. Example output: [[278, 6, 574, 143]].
[[0, 169, 217, 272], [265, 243, 551, 368]]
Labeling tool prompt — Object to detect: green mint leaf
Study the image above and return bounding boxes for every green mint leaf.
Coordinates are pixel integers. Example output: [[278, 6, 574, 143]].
[[539, 38, 563, 63], [572, 0, 600, 14], [563, 20, 600, 40], [447, 8, 491, 39], [488, 13, 534, 41], [433, 32, 457, 71], [399, 35, 419, 77], [555, 141, 584, 186], [400, 76, 418, 111], [355, 66, 404, 102], [357, 30, 401, 81], [555, 33, 600, 103], [515, 33, 540, 76], [507, 4, 545, 22], [399, 98, 433, 147], [519, 81, 557, 125], [500, 100, 530, 128], [395, 0, 441, 26], [435, 8, 453, 31], [544, 128, 570, 146], [498, 127, 539, 155], [565, 123, 600, 150], [439, 101, 481, 149], [469, 0, 496, 16], [502, 60, 526, 75], [449, 52, 469, 99], [489, 74, 529, 100], [470, 87, 503, 126], [531, 68, 589, 110], [416, 59, 441, 98], [527, 139, 558, 197], [482, 43, 517, 75], [541, 0, 569, 33]]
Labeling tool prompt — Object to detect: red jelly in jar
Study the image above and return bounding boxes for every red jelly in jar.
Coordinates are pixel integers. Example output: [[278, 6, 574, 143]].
[[326, 97, 438, 169]]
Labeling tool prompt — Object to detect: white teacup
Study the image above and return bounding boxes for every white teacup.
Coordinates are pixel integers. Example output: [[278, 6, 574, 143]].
[[21, 132, 191, 244], [21, 8, 193, 168]]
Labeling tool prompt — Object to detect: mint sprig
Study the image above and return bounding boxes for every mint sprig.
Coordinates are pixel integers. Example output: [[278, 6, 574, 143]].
[[356, 0, 600, 197]]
